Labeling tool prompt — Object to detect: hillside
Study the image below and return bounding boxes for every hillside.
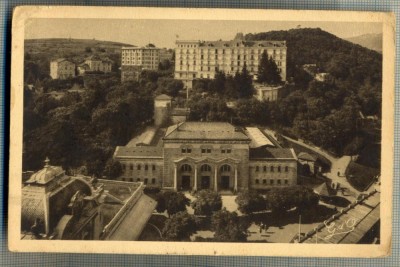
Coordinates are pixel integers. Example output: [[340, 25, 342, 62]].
[[24, 38, 134, 83], [345, 33, 382, 53], [245, 28, 382, 87]]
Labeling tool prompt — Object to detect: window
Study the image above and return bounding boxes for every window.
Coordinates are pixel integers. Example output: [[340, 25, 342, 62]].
[[181, 146, 192, 154], [152, 178, 156, 184], [181, 164, 192, 172], [200, 164, 211, 172], [256, 166, 259, 172], [201, 148, 211, 154], [255, 179, 259, 184], [285, 166, 289, 172], [270, 180, 274, 185], [226, 149, 231, 153], [137, 165, 141, 170], [278, 166, 281, 172], [270, 166, 274, 172], [284, 179, 288, 185], [130, 178, 134, 182], [144, 178, 148, 185], [220, 165, 231, 172], [129, 164, 133, 170], [152, 165, 156, 171], [277, 179, 281, 185], [263, 166, 267, 172], [263, 179, 267, 184], [145, 164, 148, 171], [137, 178, 141, 182], [122, 164, 126, 170], [221, 149, 226, 154]]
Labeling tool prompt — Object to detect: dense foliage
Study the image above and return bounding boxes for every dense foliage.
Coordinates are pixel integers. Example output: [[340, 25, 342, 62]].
[[162, 211, 197, 241], [211, 209, 250, 242], [235, 190, 266, 214], [257, 51, 282, 85], [187, 28, 382, 157], [191, 190, 223, 216], [23, 74, 157, 175], [264, 186, 319, 213], [155, 191, 190, 217]]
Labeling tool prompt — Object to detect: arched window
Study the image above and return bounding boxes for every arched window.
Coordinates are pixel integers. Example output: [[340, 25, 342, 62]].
[[200, 164, 212, 172], [181, 164, 192, 172], [220, 164, 231, 172]]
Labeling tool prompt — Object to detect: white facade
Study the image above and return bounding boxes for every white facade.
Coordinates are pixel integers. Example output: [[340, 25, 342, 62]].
[[174, 36, 287, 89]]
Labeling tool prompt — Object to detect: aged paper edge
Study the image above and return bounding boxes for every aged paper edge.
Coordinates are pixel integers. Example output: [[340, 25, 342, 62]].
[[8, 6, 395, 257]]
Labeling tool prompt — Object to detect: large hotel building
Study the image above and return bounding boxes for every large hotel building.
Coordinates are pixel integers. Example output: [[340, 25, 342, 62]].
[[174, 33, 287, 89]]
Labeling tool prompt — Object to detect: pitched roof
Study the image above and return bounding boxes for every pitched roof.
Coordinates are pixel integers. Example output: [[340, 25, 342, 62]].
[[155, 94, 172, 101], [163, 122, 250, 141], [298, 152, 318, 162], [245, 127, 275, 148], [249, 147, 297, 159], [114, 146, 163, 158]]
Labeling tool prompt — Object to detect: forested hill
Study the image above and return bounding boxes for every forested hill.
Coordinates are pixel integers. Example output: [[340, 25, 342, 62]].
[[24, 38, 134, 83], [245, 28, 382, 87]]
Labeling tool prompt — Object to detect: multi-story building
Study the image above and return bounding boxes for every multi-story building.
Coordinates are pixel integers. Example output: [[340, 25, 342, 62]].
[[114, 122, 297, 192], [77, 55, 113, 75], [50, 58, 76, 79], [121, 46, 160, 82], [174, 33, 287, 89]]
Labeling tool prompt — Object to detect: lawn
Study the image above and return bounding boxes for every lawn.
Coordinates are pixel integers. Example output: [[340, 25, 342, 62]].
[[345, 161, 379, 191]]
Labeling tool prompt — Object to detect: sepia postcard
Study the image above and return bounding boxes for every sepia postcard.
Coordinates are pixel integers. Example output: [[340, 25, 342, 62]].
[[9, 6, 395, 257]]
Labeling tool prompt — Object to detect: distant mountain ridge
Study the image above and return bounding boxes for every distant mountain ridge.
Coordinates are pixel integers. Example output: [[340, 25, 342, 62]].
[[345, 33, 382, 53]]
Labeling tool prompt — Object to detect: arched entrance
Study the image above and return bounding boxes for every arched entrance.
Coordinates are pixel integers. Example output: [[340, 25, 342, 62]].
[[199, 164, 212, 190], [180, 164, 193, 190], [219, 164, 233, 190]]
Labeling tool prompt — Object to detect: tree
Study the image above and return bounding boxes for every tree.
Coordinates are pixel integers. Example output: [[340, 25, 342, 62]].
[[85, 47, 92, 53], [257, 51, 281, 85], [162, 211, 197, 241], [191, 190, 222, 216], [211, 209, 249, 242], [264, 186, 319, 214], [235, 64, 254, 98], [103, 159, 122, 179], [235, 190, 266, 214], [155, 191, 190, 217]]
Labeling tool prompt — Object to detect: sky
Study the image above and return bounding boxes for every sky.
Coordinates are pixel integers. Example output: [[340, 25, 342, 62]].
[[25, 18, 382, 49]]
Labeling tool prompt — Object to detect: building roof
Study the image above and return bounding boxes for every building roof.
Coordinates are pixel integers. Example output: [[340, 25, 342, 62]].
[[163, 122, 250, 141], [114, 146, 163, 158], [155, 94, 172, 101], [249, 147, 297, 160], [313, 182, 335, 196], [301, 190, 380, 244], [52, 58, 74, 64], [245, 127, 275, 148], [106, 194, 157, 241], [298, 152, 318, 162], [25, 158, 64, 185], [176, 39, 286, 48], [126, 127, 157, 147]]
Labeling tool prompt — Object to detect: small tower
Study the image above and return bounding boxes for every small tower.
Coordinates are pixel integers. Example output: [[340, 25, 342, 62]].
[[154, 94, 172, 126]]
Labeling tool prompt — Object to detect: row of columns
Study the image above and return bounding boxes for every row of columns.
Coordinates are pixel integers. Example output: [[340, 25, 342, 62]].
[[173, 164, 238, 192]]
